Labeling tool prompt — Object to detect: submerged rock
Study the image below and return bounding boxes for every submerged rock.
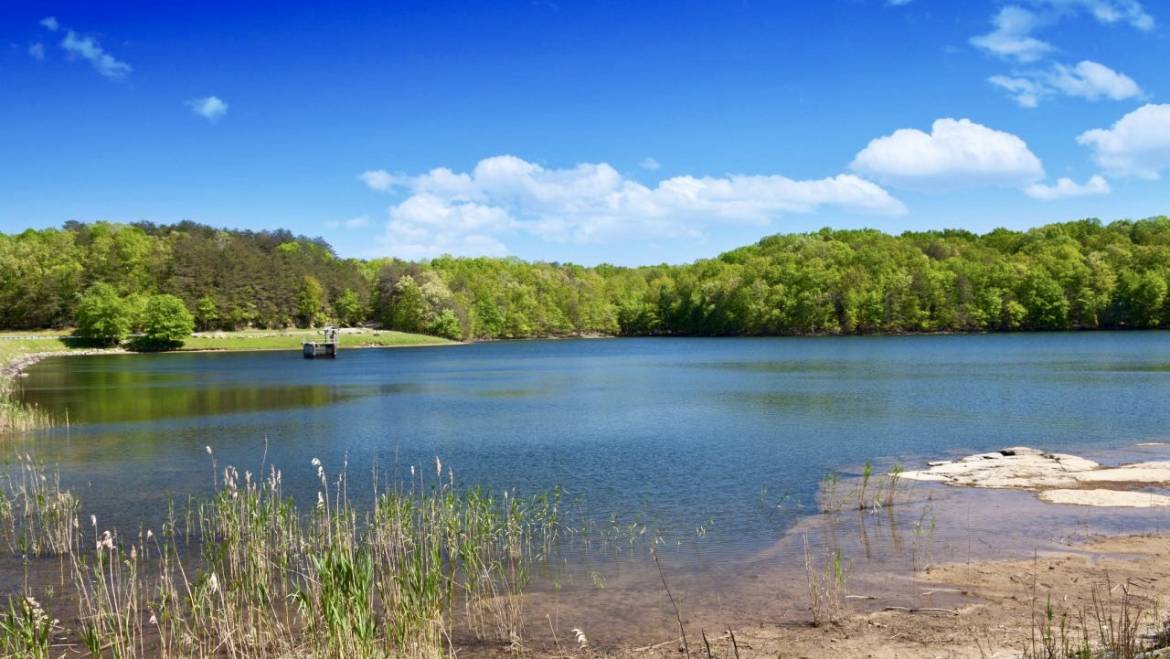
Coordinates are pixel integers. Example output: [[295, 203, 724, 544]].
[[1038, 488, 1170, 508]]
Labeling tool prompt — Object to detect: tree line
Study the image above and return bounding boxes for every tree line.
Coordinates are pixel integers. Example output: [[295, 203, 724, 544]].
[[1, 217, 1168, 340]]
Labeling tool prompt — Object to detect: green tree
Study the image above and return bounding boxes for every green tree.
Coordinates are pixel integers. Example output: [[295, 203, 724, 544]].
[[334, 289, 363, 327], [75, 283, 133, 344], [427, 308, 463, 340], [389, 275, 428, 333], [195, 295, 219, 331], [297, 275, 326, 328], [140, 294, 195, 344]]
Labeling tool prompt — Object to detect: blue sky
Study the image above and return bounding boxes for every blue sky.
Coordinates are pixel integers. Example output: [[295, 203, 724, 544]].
[[2, 0, 1168, 265]]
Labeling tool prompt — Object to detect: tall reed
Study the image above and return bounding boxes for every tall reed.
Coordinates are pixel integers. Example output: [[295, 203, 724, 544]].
[[1, 451, 569, 658]]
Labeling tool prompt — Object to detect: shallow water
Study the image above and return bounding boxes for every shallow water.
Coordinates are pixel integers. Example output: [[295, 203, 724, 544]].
[[12, 333, 1170, 560], [9, 333, 1170, 644]]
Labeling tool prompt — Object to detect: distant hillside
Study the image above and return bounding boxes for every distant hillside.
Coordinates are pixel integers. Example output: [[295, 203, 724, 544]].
[[1, 217, 1168, 338]]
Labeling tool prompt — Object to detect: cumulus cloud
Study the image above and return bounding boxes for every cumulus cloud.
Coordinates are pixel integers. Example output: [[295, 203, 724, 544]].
[[28, 42, 45, 60], [639, 157, 661, 171], [39, 16, 59, 32], [60, 30, 131, 78], [1024, 175, 1111, 199], [1077, 104, 1170, 179], [186, 96, 228, 121], [849, 118, 1045, 189], [362, 155, 905, 258], [990, 60, 1143, 106], [971, 6, 1054, 62]]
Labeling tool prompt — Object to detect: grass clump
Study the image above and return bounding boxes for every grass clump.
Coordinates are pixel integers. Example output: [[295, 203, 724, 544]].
[[0, 453, 78, 557], [803, 536, 848, 627], [0, 595, 60, 659], [0, 452, 565, 658]]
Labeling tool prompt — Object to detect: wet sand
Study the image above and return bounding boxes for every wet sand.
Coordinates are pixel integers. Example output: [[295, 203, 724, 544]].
[[516, 443, 1170, 656]]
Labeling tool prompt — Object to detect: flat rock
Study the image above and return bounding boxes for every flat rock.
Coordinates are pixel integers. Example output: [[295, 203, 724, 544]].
[[903, 447, 1170, 508], [901, 449, 1100, 489], [1037, 488, 1170, 508]]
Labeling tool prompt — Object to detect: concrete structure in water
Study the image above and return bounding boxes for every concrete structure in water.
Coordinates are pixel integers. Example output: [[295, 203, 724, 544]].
[[302, 326, 339, 359]]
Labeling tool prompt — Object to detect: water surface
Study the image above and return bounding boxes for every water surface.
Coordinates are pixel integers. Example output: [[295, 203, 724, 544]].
[[13, 333, 1170, 561]]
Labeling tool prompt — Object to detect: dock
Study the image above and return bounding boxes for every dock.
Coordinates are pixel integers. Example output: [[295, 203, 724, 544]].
[[303, 326, 339, 359]]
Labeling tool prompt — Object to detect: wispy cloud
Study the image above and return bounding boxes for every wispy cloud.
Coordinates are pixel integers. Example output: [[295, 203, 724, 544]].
[[361, 155, 904, 258], [326, 216, 371, 230], [639, 157, 661, 171], [1024, 175, 1111, 199], [28, 42, 45, 61], [990, 60, 1143, 107], [972, 0, 1154, 62], [59, 29, 131, 79], [39, 16, 59, 32], [186, 96, 229, 122], [1035, 0, 1153, 30], [974, 1, 1152, 111], [971, 6, 1054, 63]]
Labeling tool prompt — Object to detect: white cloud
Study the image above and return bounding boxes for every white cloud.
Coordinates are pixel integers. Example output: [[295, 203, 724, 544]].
[[971, 6, 1054, 62], [639, 157, 661, 171], [39, 16, 59, 32], [989, 75, 1044, 108], [1024, 175, 1111, 199], [972, 2, 1153, 67], [381, 196, 511, 258], [359, 169, 398, 191], [60, 30, 131, 78], [364, 155, 905, 258], [1049, 60, 1142, 100], [1077, 104, 1170, 179], [850, 118, 1045, 189], [327, 216, 371, 230], [186, 96, 228, 121], [28, 42, 45, 61], [990, 60, 1143, 106], [1033, 0, 1153, 30]]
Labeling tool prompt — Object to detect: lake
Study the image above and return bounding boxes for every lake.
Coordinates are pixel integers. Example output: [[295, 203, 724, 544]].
[[12, 332, 1170, 566]]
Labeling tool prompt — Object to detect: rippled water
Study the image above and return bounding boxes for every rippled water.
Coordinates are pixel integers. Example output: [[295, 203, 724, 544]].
[[12, 332, 1170, 564]]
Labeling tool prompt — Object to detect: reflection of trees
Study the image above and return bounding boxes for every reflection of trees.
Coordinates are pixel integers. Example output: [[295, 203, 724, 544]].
[[20, 361, 407, 424]]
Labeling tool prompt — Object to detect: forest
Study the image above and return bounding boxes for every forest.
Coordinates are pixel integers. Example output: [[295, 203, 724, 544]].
[[1, 217, 1168, 340]]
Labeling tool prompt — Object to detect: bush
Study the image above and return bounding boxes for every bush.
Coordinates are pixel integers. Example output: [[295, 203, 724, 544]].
[[75, 283, 133, 345]]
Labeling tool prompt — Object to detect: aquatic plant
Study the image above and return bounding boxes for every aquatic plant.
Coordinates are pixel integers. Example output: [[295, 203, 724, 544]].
[[0, 454, 77, 557], [803, 536, 848, 627], [857, 460, 873, 511], [0, 450, 580, 658], [0, 595, 60, 659]]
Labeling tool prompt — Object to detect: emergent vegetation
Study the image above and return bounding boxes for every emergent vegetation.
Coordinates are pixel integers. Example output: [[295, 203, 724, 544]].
[[0, 453, 567, 657], [2, 217, 1169, 340]]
